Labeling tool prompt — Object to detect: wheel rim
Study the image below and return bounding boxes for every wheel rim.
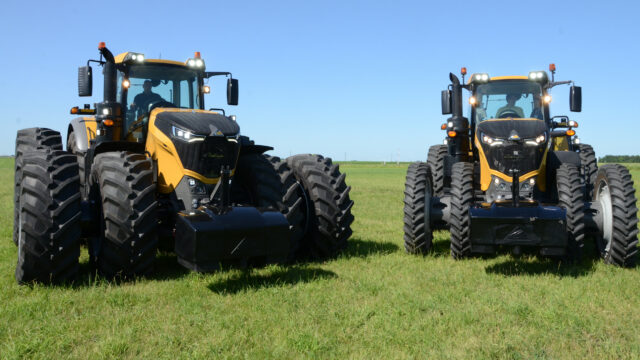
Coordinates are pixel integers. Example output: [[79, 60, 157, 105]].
[[596, 180, 613, 254]]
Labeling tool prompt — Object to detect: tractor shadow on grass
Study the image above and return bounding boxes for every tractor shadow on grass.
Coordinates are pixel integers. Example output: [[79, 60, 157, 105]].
[[339, 238, 399, 259], [207, 266, 337, 294], [485, 240, 601, 277], [484, 256, 597, 277]]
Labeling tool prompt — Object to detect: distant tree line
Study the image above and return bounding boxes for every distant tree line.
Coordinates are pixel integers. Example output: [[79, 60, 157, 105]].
[[599, 155, 640, 163]]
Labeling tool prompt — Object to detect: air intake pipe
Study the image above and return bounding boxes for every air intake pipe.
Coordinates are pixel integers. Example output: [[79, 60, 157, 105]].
[[448, 73, 470, 162]]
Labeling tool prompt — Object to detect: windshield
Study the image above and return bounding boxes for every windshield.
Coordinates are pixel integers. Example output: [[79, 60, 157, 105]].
[[118, 64, 201, 128], [473, 80, 543, 122]]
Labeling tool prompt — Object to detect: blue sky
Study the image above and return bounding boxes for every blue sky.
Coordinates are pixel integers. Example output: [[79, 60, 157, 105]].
[[0, 0, 637, 160]]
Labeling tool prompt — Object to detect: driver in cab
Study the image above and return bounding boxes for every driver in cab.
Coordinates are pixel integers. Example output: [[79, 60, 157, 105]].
[[132, 80, 165, 116], [496, 93, 525, 118]]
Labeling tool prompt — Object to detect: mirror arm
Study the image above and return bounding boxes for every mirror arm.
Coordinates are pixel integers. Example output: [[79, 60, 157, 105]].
[[205, 71, 232, 79]]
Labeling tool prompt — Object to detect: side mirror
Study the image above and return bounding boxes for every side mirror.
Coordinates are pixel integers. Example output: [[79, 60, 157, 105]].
[[570, 86, 582, 112], [78, 66, 93, 97], [441, 90, 452, 115], [227, 78, 239, 106]]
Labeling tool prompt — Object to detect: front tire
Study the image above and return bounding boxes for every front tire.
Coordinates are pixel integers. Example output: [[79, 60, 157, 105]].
[[592, 164, 638, 267], [232, 153, 305, 262], [90, 152, 158, 279], [15, 150, 81, 284], [403, 162, 433, 254], [427, 144, 447, 197], [286, 154, 354, 259], [576, 143, 597, 201], [449, 162, 474, 259], [556, 163, 585, 262]]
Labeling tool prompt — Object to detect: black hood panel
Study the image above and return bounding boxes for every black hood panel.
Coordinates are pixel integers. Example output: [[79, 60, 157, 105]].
[[155, 110, 240, 137], [477, 119, 546, 140]]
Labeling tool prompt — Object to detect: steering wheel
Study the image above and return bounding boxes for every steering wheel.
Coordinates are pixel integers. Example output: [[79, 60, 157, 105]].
[[497, 110, 520, 119], [148, 100, 177, 113]]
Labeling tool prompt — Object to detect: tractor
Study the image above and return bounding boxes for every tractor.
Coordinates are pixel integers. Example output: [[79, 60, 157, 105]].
[[14, 42, 354, 283], [404, 65, 638, 266]]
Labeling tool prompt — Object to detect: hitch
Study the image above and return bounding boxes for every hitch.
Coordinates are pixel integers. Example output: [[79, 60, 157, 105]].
[[510, 169, 520, 207], [209, 165, 232, 210]]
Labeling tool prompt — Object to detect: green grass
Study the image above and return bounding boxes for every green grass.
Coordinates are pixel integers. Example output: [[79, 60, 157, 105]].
[[1, 159, 640, 359]]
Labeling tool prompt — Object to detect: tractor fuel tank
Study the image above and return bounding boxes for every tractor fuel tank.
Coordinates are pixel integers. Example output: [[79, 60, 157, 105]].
[[174, 205, 291, 272]]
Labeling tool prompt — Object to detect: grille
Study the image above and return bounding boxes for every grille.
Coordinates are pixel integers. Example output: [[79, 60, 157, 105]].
[[173, 136, 239, 178], [483, 142, 544, 175]]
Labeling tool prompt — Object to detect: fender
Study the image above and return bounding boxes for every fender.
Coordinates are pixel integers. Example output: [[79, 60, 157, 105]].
[[68, 117, 97, 152], [238, 135, 273, 155]]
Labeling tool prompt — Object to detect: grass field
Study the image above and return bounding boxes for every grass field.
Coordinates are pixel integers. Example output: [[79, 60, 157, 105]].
[[1, 158, 640, 359]]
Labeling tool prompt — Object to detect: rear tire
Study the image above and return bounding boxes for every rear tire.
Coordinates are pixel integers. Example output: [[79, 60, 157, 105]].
[[449, 162, 474, 259], [15, 149, 81, 284], [14, 128, 63, 246], [403, 162, 433, 254], [286, 154, 354, 259], [593, 164, 638, 267], [576, 143, 597, 201], [90, 152, 158, 279], [556, 163, 585, 262], [427, 145, 447, 197]]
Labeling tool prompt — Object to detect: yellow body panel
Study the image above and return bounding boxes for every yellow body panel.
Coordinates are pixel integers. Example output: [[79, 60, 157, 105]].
[[82, 117, 97, 144], [489, 75, 529, 81], [114, 53, 187, 67], [553, 136, 569, 151], [474, 136, 548, 192], [145, 108, 234, 194]]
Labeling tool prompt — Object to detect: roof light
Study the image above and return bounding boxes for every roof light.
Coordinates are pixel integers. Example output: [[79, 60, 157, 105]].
[[529, 71, 548, 82], [461, 67, 467, 75], [194, 51, 201, 59], [549, 63, 556, 72], [98, 42, 106, 49], [472, 73, 489, 83], [187, 58, 205, 69], [124, 52, 145, 63]]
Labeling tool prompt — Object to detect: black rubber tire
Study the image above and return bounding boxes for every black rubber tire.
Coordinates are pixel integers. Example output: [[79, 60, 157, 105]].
[[576, 143, 597, 201], [593, 164, 638, 267], [15, 149, 81, 284], [14, 128, 63, 246], [449, 162, 474, 259], [427, 144, 447, 197], [556, 163, 585, 262], [403, 162, 433, 254], [286, 154, 354, 259], [231, 153, 305, 262], [67, 129, 86, 190], [90, 152, 158, 279], [264, 155, 306, 260]]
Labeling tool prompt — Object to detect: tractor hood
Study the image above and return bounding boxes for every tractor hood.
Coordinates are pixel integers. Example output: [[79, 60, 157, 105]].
[[476, 119, 548, 178], [476, 119, 546, 140], [153, 109, 240, 139]]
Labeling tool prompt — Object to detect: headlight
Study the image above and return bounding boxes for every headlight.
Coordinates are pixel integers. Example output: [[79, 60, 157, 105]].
[[172, 126, 205, 142], [481, 132, 504, 146], [525, 133, 547, 146]]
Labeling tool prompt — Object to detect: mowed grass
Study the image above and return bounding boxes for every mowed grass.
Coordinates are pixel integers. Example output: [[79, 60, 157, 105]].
[[1, 158, 640, 359]]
